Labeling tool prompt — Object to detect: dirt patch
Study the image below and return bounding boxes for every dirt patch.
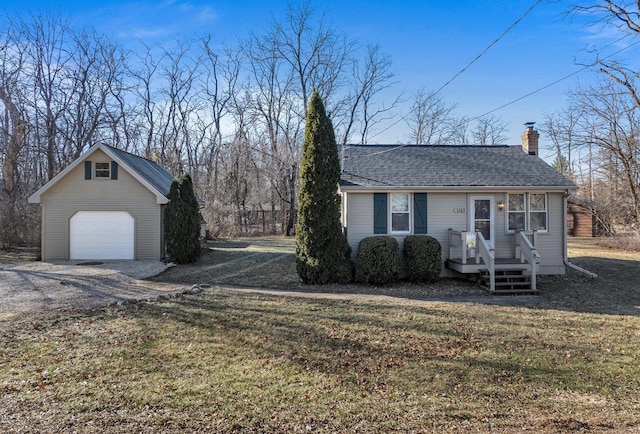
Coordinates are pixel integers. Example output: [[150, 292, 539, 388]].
[[0, 260, 187, 321]]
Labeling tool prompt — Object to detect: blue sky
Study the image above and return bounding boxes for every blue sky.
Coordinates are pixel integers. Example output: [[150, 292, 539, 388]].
[[3, 0, 639, 157]]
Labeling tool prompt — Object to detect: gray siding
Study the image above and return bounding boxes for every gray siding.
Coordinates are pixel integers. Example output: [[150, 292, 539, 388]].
[[531, 192, 566, 274], [345, 193, 373, 261], [40, 149, 162, 261], [344, 191, 567, 276]]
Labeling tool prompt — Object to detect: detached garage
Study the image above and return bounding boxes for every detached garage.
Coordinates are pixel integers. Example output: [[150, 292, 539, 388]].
[[29, 144, 176, 261]]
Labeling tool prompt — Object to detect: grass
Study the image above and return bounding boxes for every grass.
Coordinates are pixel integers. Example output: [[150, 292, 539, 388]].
[[1, 237, 640, 432], [0, 246, 39, 263], [595, 233, 640, 252]]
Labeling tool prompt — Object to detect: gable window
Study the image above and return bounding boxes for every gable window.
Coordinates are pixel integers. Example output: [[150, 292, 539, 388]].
[[507, 193, 547, 232], [95, 162, 110, 179], [390, 193, 410, 233]]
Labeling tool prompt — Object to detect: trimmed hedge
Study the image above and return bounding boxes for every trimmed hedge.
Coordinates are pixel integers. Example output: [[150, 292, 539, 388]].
[[355, 236, 399, 285], [403, 235, 442, 283]]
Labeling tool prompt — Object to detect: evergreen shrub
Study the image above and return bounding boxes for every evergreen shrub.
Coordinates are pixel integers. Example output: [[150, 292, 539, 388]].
[[164, 174, 201, 264], [355, 236, 399, 285], [403, 235, 441, 283], [295, 90, 352, 284]]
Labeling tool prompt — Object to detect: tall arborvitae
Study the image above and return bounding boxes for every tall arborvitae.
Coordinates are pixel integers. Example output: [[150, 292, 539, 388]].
[[164, 174, 201, 264], [295, 90, 352, 283]]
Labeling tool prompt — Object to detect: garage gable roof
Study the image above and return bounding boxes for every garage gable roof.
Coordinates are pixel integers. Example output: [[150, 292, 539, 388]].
[[28, 144, 175, 204], [103, 145, 174, 198]]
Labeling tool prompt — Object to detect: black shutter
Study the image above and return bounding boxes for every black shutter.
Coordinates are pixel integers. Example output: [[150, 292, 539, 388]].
[[373, 193, 387, 234], [111, 161, 118, 180], [85, 161, 92, 180], [414, 193, 428, 234]]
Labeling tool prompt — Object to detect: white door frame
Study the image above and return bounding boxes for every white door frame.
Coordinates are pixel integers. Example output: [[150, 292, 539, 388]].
[[468, 196, 495, 249]]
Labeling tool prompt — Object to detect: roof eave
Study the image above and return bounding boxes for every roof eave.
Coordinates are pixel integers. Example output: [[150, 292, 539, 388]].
[[339, 185, 577, 193]]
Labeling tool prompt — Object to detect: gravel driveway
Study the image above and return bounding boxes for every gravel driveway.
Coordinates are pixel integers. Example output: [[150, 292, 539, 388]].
[[0, 260, 187, 320]]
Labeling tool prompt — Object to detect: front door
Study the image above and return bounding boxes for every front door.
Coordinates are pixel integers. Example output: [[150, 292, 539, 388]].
[[469, 196, 495, 249]]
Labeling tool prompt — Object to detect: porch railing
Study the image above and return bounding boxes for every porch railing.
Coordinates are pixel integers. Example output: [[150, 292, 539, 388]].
[[476, 232, 495, 292], [514, 230, 540, 291], [448, 229, 496, 291]]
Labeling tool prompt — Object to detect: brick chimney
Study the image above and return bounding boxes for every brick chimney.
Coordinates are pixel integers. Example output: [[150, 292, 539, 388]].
[[522, 122, 539, 156]]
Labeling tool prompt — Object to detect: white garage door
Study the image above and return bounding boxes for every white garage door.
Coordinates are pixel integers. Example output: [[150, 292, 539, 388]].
[[70, 211, 135, 260]]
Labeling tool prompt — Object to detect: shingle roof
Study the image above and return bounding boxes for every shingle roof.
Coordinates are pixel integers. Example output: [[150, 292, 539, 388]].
[[340, 145, 576, 189], [104, 145, 174, 196]]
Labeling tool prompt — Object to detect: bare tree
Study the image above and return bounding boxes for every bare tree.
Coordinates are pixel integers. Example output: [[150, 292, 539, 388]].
[[0, 18, 28, 247], [340, 44, 400, 145], [275, 1, 355, 118], [471, 115, 508, 146], [576, 79, 640, 222], [127, 45, 163, 158], [542, 104, 583, 179], [570, 1, 640, 226], [0, 5, 407, 244], [405, 89, 460, 145], [201, 39, 241, 191]]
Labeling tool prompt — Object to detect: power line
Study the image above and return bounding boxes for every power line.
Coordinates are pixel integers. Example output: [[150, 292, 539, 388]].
[[363, 37, 640, 157], [432, 0, 543, 97], [368, 0, 543, 141], [470, 37, 640, 120]]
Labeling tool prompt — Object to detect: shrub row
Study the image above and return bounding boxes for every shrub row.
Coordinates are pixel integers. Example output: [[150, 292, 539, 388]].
[[354, 235, 441, 285]]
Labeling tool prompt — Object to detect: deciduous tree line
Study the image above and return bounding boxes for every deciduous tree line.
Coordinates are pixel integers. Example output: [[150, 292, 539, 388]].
[[0, 4, 510, 248], [543, 1, 640, 234]]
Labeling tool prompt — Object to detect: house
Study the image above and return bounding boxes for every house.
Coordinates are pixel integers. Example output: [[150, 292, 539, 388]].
[[339, 124, 577, 293], [28, 144, 193, 261]]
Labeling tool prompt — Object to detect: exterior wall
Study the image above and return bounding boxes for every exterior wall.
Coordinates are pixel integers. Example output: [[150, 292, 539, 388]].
[[344, 192, 373, 261], [343, 190, 568, 276], [531, 192, 566, 274], [493, 192, 566, 274], [40, 149, 162, 261], [426, 193, 468, 277], [344, 192, 468, 276]]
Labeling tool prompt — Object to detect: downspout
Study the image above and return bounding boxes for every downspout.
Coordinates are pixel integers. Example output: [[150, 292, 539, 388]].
[[563, 190, 598, 278]]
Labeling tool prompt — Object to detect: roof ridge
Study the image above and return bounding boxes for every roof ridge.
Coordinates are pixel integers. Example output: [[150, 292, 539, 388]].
[[345, 144, 512, 148], [102, 143, 168, 166]]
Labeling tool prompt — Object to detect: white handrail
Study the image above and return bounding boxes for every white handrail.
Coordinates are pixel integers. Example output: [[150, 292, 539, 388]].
[[517, 231, 540, 291], [476, 232, 495, 292]]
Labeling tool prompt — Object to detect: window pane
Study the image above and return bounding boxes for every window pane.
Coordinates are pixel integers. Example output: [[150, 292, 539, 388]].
[[508, 212, 525, 231], [391, 213, 409, 232], [391, 194, 409, 212], [530, 194, 546, 211], [474, 200, 490, 220], [508, 194, 525, 211], [530, 212, 547, 231], [475, 221, 490, 241], [95, 162, 110, 178]]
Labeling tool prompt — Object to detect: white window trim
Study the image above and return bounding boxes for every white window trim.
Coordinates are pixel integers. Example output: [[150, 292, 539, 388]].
[[94, 162, 111, 179], [389, 192, 412, 234], [528, 193, 548, 232], [506, 192, 548, 233]]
